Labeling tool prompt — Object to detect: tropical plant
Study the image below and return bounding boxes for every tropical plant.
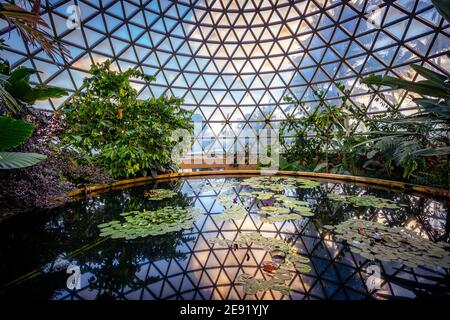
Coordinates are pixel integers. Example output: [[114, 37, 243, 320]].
[[0, 115, 46, 169], [62, 60, 193, 178], [0, 0, 70, 61], [361, 64, 450, 119], [280, 83, 366, 173]]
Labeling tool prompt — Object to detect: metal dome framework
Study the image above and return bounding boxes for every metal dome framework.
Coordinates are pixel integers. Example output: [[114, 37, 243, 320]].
[[0, 0, 448, 153]]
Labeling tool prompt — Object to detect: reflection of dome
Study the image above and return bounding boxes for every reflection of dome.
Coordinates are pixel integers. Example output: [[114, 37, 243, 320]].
[[1, 1, 447, 132], [2, 177, 449, 300]]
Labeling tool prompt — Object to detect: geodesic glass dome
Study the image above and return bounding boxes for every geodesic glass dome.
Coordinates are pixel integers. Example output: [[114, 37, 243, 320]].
[[0, 0, 448, 154]]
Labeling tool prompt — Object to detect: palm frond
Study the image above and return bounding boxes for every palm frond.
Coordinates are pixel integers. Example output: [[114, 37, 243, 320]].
[[0, 79, 22, 114]]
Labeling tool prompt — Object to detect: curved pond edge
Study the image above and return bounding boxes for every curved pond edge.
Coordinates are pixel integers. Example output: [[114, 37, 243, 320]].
[[68, 170, 450, 199]]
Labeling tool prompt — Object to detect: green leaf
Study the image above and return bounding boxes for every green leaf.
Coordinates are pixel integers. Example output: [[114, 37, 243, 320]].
[[3, 67, 68, 104], [367, 149, 378, 159], [8, 67, 36, 83], [411, 64, 448, 84], [0, 152, 46, 169], [0, 82, 22, 114], [31, 85, 68, 101], [313, 162, 328, 172], [361, 74, 450, 99], [0, 116, 34, 151], [414, 99, 450, 118], [412, 147, 450, 157]]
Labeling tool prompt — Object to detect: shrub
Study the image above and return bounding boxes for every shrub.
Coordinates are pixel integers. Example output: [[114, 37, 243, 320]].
[[61, 60, 193, 178]]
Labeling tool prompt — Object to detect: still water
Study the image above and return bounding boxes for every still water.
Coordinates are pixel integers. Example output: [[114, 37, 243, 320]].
[[0, 175, 449, 300]]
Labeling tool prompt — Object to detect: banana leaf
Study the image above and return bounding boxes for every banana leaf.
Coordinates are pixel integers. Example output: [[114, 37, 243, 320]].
[[3, 67, 68, 104], [0, 152, 46, 169], [414, 99, 450, 119], [0, 116, 34, 151], [8, 67, 36, 83], [31, 85, 68, 101], [411, 65, 448, 84], [412, 147, 450, 157], [361, 74, 450, 99]]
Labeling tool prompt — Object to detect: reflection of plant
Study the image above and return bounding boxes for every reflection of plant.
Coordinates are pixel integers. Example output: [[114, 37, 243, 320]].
[[62, 60, 193, 178], [64, 186, 195, 298], [0, 182, 194, 298], [210, 232, 311, 295], [378, 269, 450, 299], [0, 115, 46, 169]]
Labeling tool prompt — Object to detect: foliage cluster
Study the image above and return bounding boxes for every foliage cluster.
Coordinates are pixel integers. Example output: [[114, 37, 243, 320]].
[[280, 66, 450, 189]]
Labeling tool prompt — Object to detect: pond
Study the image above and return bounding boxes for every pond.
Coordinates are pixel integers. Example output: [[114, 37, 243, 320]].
[[0, 175, 449, 300]]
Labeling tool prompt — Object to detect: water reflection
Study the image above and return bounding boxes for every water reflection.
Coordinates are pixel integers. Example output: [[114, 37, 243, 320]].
[[0, 177, 449, 300]]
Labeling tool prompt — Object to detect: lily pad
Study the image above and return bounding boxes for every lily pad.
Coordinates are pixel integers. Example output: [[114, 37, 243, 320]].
[[325, 218, 450, 269], [214, 204, 247, 221], [144, 189, 178, 200], [328, 194, 402, 209], [241, 176, 321, 191], [209, 232, 311, 273], [223, 233, 311, 295], [98, 206, 201, 240], [235, 270, 293, 295]]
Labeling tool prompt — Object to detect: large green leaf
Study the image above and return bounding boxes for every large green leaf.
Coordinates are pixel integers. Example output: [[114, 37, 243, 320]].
[[4, 67, 68, 104], [4, 68, 34, 103], [412, 147, 450, 157], [415, 99, 450, 118], [432, 0, 450, 24], [31, 85, 68, 101], [0, 116, 34, 151], [8, 67, 36, 83], [0, 152, 46, 169], [0, 82, 22, 114], [411, 65, 448, 84]]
